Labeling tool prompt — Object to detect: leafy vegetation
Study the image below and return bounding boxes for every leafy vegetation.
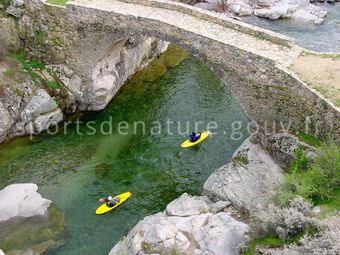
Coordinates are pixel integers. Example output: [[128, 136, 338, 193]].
[[47, 80, 59, 90], [9, 51, 45, 85], [296, 131, 322, 147], [0, 0, 10, 17], [243, 227, 318, 255], [289, 146, 309, 173], [45, 0, 68, 6], [315, 189, 340, 218], [243, 235, 283, 255], [275, 140, 340, 207], [336, 99, 340, 107]]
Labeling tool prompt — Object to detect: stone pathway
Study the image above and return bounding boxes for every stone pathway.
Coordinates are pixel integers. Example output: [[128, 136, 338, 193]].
[[67, 0, 302, 66]]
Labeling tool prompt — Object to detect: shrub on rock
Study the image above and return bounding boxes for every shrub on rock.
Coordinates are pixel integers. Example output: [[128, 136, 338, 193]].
[[256, 196, 318, 241]]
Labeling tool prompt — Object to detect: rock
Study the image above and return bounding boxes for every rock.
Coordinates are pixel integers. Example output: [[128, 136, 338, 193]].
[[0, 206, 65, 254], [262, 133, 316, 168], [209, 200, 232, 214], [203, 136, 284, 212], [24, 108, 63, 134], [19, 89, 58, 123], [166, 193, 210, 216], [253, 0, 327, 24], [6, 5, 24, 17], [0, 101, 12, 143], [194, 0, 225, 11], [50, 48, 65, 64], [227, 0, 252, 16], [87, 38, 168, 111], [109, 212, 249, 255], [0, 183, 51, 222], [12, 89, 63, 136], [51, 64, 83, 112], [0, 184, 65, 254], [191, 0, 328, 24], [311, 206, 321, 214], [11, 0, 25, 7], [0, 17, 21, 52]]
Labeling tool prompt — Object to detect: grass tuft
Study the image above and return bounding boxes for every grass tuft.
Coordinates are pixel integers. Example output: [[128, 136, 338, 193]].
[[46, 0, 68, 6]]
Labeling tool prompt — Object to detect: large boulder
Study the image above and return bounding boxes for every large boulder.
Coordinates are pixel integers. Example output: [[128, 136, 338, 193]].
[[166, 193, 210, 216], [0, 184, 65, 255], [0, 183, 51, 222], [18, 89, 58, 124], [189, 0, 327, 24], [109, 195, 248, 255], [12, 89, 63, 136], [203, 137, 284, 212], [87, 38, 169, 111], [253, 0, 327, 24]]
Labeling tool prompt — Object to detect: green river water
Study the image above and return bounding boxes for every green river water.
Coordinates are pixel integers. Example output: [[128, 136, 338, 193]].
[[0, 47, 249, 255]]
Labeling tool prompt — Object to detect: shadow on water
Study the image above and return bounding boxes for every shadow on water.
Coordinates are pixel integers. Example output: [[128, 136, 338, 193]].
[[0, 45, 249, 255]]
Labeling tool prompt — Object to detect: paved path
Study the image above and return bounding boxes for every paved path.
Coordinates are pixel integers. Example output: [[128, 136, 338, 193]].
[[68, 0, 302, 66]]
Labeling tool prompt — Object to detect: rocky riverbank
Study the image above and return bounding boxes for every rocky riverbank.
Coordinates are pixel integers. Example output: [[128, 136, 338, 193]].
[[107, 133, 339, 255], [0, 0, 169, 143], [175, 0, 330, 24]]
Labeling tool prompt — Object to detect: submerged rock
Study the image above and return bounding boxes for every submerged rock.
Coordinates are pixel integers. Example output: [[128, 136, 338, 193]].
[[0, 184, 65, 255], [109, 195, 249, 255], [203, 136, 284, 212]]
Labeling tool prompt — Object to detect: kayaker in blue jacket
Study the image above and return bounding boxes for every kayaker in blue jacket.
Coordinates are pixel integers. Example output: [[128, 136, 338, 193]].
[[189, 131, 201, 143]]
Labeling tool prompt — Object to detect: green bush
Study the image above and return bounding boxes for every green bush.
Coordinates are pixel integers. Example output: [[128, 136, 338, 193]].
[[275, 140, 340, 206], [290, 146, 309, 173], [47, 80, 59, 90]]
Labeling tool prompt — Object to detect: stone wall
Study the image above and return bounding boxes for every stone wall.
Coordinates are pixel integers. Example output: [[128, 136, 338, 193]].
[[47, 0, 338, 138], [13, 0, 169, 111], [0, 0, 168, 143], [7, 0, 339, 139], [119, 0, 293, 46]]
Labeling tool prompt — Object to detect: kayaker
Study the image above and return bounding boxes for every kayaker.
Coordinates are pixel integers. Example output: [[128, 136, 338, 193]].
[[99, 196, 121, 208], [189, 131, 201, 143]]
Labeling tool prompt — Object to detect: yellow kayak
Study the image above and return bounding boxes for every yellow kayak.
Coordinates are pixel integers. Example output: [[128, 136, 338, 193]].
[[181, 131, 210, 148], [95, 192, 132, 215]]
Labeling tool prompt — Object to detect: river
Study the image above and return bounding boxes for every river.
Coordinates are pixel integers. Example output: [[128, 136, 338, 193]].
[[0, 46, 249, 255], [1, 4, 339, 253], [243, 3, 340, 52]]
